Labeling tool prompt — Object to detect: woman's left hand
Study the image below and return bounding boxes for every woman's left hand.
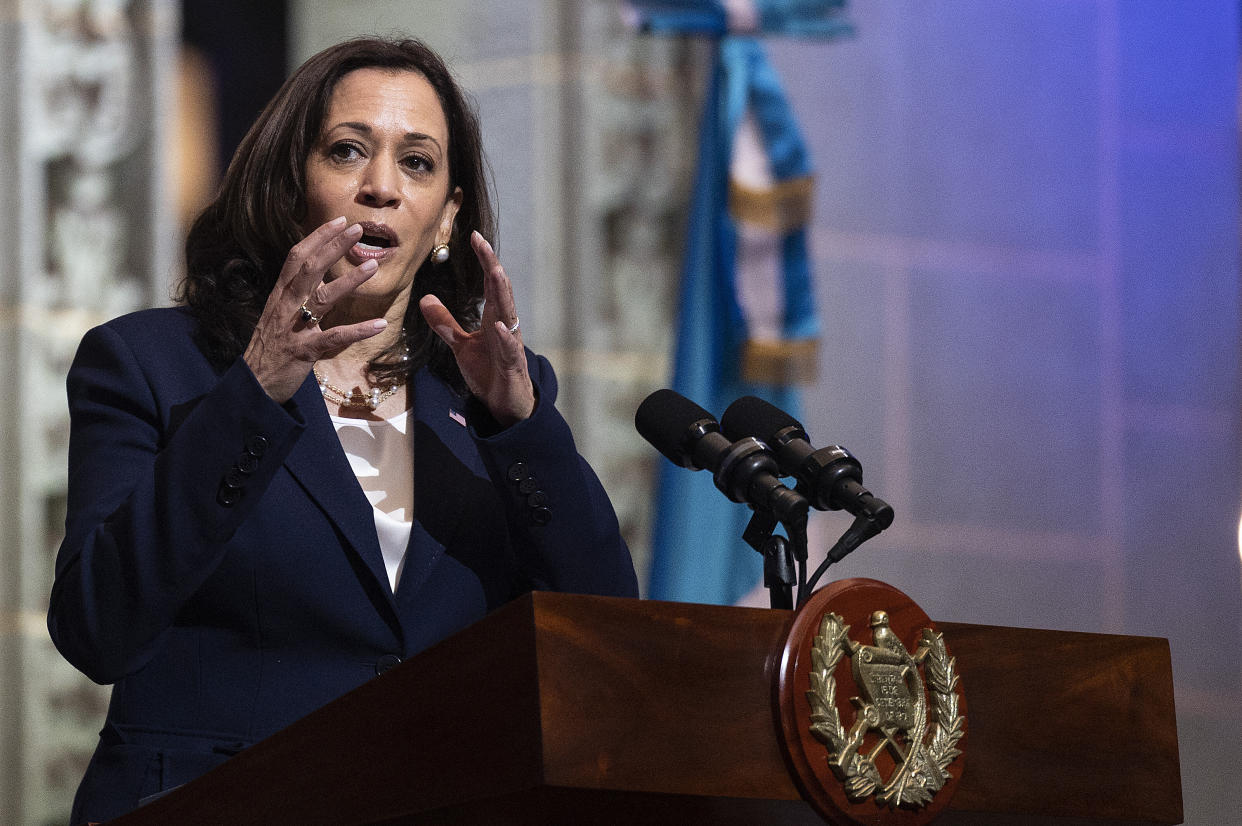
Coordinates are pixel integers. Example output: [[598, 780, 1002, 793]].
[[420, 231, 535, 427]]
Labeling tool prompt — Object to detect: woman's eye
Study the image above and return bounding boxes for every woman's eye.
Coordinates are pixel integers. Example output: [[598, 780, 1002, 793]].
[[403, 155, 433, 173], [328, 142, 362, 161]]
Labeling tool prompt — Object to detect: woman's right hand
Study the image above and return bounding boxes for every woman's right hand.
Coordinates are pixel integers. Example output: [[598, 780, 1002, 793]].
[[243, 217, 386, 403]]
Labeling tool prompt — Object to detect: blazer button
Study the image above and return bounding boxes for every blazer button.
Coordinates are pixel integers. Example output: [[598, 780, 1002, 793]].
[[245, 435, 269, 458], [375, 654, 402, 675], [526, 490, 549, 508], [531, 506, 553, 526], [506, 461, 529, 482], [236, 452, 259, 474], [217, 484, 242, 507], [224, 467, 247, 488]]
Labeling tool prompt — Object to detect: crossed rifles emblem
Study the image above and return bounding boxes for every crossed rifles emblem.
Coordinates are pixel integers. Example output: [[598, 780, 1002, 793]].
[[807, 610, 964, 809]]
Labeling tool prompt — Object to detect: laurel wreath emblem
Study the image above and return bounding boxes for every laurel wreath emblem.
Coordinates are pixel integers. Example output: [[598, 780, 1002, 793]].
[[806, 612, 964, 809]]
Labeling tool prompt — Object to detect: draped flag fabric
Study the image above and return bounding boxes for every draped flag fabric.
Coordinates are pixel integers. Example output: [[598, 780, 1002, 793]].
[[631, 0, 852, 605]]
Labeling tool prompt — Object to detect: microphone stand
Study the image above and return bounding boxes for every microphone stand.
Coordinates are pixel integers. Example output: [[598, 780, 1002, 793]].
[[743, 510, 808, 610]]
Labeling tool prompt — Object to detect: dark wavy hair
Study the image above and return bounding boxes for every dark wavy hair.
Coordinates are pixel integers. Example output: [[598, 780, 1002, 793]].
[[179, 37, 494, 390]]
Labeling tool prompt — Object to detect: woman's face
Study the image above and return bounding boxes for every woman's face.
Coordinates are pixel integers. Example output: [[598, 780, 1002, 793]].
[[303, 68, 462, 310]]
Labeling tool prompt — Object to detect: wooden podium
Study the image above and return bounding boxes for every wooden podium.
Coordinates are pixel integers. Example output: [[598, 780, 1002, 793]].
[[108, 592, 1182, 825]]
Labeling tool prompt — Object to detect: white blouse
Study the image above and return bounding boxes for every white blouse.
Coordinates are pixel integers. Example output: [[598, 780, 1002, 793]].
[[328, 409, 414, 592]]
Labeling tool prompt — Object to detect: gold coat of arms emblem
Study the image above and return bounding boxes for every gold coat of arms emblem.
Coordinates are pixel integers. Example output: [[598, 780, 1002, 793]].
[[776, 578, 968, 825], [807, 610, 964, 809]]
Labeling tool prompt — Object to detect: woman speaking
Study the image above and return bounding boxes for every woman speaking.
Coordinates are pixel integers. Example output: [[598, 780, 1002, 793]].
[[48, 37, 638, 823]]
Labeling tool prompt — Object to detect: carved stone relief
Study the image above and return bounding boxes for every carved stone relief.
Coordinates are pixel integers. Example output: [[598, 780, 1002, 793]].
[[563, 4, 708, 583], [1, 2, 176, 823]]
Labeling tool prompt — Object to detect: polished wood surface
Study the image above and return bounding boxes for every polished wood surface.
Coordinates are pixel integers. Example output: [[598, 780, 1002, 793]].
[[937, 619, 1182, 824], [108, 592, 1181, 825]]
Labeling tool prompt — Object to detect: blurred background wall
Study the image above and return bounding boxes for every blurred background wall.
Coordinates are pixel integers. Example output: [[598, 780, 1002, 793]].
[[0, 1, 1238, 824]]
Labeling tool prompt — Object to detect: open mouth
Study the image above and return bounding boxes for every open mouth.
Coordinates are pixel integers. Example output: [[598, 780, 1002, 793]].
[[357, 222, 397, 250], [359, 233, 391, 249]]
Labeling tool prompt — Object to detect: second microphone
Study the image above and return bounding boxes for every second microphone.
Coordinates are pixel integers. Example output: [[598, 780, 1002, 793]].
[[635, 389, 809, 525], [720, 395, 894, 529]]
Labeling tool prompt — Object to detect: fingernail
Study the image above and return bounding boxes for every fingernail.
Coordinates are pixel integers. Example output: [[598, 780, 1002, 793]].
[[347, 223, 363, 234], [373, 319, 387, 330], [360, 259, 379, 272], [330, 216, 347, 227]]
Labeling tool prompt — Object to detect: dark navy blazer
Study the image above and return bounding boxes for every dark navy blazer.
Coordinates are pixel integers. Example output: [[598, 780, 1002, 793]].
[[48, 307, 638, 824]]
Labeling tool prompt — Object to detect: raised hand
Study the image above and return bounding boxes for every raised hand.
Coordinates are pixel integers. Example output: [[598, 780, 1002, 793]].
[[243, 217, 388, 403], [419, 230, 535, 427]]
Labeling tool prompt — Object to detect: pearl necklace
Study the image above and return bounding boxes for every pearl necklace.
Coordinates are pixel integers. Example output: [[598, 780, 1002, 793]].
[[313, 367, 403, 411]]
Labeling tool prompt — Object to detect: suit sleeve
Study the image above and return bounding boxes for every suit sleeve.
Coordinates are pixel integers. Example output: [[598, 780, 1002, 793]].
[[48, 323, 305, 684], [466, 353, 639, 598]]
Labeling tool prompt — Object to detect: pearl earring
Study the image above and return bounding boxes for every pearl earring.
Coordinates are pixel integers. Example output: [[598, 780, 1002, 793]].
[[431, 243, 450, 264]]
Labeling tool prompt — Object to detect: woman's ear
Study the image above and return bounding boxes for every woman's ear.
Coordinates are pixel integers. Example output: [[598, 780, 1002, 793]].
[[439, 186, 463, 242]]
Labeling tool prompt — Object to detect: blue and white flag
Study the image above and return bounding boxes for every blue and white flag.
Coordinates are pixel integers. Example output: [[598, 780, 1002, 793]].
[[630, 0, 852, 605]]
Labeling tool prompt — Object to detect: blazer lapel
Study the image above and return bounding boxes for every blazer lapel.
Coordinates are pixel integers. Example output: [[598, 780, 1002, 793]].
[[283, 373, 397, 613], [394, 370, 474, 601]]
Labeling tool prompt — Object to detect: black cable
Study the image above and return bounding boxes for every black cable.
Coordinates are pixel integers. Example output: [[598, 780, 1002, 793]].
[[802, 514, 883, 599]]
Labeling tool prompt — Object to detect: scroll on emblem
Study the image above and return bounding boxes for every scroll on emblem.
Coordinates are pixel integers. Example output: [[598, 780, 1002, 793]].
[[776, 578, 967, 825]]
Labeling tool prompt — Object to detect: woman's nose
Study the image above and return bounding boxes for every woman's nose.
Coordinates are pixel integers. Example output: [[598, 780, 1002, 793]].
[[356, 161, 401, 208]]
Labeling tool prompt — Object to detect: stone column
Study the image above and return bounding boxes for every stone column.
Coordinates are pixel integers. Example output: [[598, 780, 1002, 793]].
[[0, 2, 177, 823]]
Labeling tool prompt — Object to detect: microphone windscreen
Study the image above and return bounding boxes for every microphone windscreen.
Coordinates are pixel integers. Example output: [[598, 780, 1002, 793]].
[[635, 389, 717, 468], [721, 395, 803, 443]]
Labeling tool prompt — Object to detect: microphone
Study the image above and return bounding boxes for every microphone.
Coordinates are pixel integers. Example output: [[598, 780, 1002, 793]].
[[635, 389, 809, 524], [720, 395, 894, 529]]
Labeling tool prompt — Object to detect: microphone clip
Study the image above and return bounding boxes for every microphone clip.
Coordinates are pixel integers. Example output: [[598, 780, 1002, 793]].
[[743, 509, 807, 610]]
